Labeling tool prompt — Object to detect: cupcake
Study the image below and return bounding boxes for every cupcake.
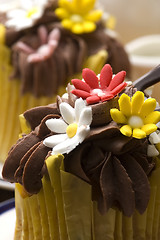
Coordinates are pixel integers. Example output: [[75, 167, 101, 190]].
[[0, 0, 130, 163], [3, 64, 160, 239]]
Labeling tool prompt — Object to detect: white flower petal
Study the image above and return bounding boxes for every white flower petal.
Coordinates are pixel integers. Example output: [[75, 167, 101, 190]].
[[39, 0, 48, 6], [17, 19, 33, 29], [52, 125, 90, 155], [156, 122, 160, 129], [0, 1, 20, 12], [31, 10, 43, 20], [5, 19, 19, 28], [20, 0, 33, 10], [45, 118, 67, 133], [77, 125, 90, 141], [52, 137, 77, 155], [147, 145, 159, 157], [61, 93, 68, 99], [6, 17, 33, 30], [78, 107, 92, 127], [60, 102, 75, 124], [75, 98, 86, 122], [7, 9, 26, 18], [43, 134, 67, 148], [149, 132, 160, 144], [20, 0, 47, 10]]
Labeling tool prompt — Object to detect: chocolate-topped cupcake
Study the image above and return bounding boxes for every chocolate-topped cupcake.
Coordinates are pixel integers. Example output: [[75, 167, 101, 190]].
[[3, 64, 160, 239]]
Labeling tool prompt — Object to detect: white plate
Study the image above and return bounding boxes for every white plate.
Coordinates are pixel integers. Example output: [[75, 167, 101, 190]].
[[0, 199, 15, 239], [125, 35, 160, 68], [0, 163, 15, 190]]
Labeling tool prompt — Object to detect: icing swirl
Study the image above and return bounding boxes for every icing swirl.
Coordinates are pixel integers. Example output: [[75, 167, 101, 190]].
[[0, 0, 130, 97], [2, 75, 156, 216]]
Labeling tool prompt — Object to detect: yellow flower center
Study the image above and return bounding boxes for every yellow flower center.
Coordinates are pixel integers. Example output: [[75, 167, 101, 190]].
[[66, 123, 78, 138], [70, 14, 83, 23], [128, 115, 143, 129], [26, 7, 38, 18]]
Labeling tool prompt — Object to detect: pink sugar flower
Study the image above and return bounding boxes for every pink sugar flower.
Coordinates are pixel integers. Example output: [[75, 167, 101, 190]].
[[71, 64, 127, 104], [16, 26, 60, 63]]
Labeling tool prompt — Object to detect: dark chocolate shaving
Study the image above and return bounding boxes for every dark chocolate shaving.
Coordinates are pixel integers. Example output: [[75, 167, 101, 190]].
[[2, 132, 40, 182], [120, 154, 150, 214], [100, 154, 135, 217], [22, 143, 50, 194], [23, 103, 59, 130], [36, 113, 60, 138], [15, 142, 41, 184]]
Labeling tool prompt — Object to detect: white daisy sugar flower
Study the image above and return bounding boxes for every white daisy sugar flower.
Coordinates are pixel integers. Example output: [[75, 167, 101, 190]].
[[43, 98, 92, 155], [5, 0, 49, 30], [147, 131, 160, 157]]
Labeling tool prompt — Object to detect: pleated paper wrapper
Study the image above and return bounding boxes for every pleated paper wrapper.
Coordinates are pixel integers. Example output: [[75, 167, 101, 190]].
[[13, 155, 160, 240]]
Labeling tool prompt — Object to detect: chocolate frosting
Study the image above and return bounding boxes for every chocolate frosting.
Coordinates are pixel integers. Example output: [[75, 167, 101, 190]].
[[1, 1, 130, 97], [3, 1, 159, 217], [2, 90, 155, 216], [80, 24, 131, 75], [64, 123, 153, 216], [11, 24, 87, 97], [23, 103, 59, 130]]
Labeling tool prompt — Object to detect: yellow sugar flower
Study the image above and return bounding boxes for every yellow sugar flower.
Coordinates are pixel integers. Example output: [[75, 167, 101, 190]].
[[110, 91, 160, 139], [55, 0, 102, 34]]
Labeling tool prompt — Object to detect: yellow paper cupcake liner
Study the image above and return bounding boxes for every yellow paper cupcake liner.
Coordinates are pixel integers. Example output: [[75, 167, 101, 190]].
[[0, 43, 58, 162], [14, 155, 160, 240], [42, 173, 60, 240]]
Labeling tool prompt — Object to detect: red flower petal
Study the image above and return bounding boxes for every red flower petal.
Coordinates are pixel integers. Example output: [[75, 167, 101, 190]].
[[82, 68, 99, 89], [71, 89, 90, 99], [86, 95, 101, 104], [111, 82, 127, 95], [101, 93, 114, 102], [71, 79, 91, 93], [100, 64, 112, 88], [108, 71, 126, 91]]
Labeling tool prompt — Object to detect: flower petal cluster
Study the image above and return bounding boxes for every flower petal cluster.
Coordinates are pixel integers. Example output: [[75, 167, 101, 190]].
[[16, 27, 60, 63], [55, 0, 102, 34], [5, 0, 48, 30], [71, 64, 127, 104], [43, 98, 92, 154], [110, 91, 160, 139], [148, 131, 160, 157]]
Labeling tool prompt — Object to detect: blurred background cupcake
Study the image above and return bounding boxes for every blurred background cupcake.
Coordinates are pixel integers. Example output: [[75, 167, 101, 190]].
[[0, 0, 130, 163]]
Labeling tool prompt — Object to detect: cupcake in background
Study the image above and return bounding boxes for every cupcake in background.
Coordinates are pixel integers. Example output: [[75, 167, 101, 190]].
[[0, 0, 130, 163], [3, 64, 160, 240]]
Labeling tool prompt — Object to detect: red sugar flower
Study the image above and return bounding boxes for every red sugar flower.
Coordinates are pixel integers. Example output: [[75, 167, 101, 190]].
[[71, 64, 127, 104]]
